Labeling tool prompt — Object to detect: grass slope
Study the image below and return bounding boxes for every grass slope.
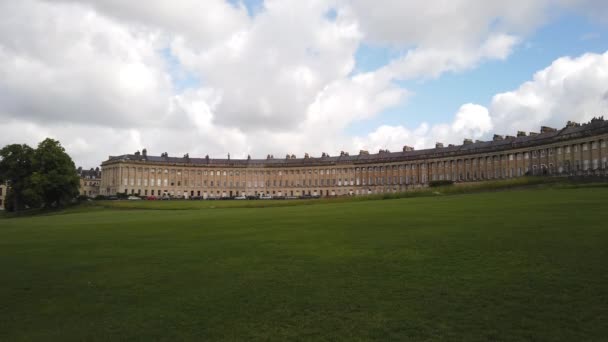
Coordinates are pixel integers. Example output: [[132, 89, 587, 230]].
[[1, 187, 607, 341]]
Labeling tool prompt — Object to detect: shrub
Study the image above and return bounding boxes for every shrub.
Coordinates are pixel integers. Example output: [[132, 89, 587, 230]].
[[77, 195, 89, 202], [429, 180, 454, 187], [116, 192, 129, 200]]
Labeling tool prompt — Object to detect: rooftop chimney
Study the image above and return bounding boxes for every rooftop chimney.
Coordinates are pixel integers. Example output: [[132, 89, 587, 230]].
[[529, 132, 539, 136], [517, 131, 527, 137], [540, 126, 557, 133], [402, 145, 414, 152], [493, 134, 504, 141], [435, 142, 444, 148], [463, 139, 473, 145], [359, 150, 369, 155], [566, 121, 580, 127]]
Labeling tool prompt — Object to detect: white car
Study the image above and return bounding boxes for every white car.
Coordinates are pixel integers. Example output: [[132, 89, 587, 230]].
[[235, 195, 247, 200], [259, 195, 273, 200], [127, 196, 142, 200]]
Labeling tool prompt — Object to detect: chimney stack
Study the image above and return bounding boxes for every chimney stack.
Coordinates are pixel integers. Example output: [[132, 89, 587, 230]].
[[541, 126, 557, 133]]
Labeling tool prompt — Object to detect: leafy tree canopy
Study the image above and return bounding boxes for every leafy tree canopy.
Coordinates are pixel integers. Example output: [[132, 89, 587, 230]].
[[0, 139, 79, 211]]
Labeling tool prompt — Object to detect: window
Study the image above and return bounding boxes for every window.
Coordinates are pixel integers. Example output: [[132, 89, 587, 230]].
[[583, 144, 588, 151], [592, 142, 598, 150]]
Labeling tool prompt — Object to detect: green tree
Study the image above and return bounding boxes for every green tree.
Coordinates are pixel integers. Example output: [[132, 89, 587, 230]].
[[0, 144, 36, 211], [30, 138, 80, 208]]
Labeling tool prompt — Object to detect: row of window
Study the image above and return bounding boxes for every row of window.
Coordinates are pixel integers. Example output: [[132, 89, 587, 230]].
[[103, 139, 608, 187], [124, 187, 414, 197]]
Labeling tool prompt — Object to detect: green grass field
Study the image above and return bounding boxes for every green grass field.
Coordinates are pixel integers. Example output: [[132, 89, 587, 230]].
[[1, 186, 607, 341]]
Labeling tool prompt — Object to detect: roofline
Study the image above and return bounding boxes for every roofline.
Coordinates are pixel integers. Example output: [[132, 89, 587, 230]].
[[101, 118, 608, 168]]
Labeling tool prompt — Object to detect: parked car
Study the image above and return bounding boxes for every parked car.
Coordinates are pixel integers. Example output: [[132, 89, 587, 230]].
[[235, 195, 247, 200], [146, 196, 157, 201], [127, 196, 142, 200], [259, 194, 273, 200]]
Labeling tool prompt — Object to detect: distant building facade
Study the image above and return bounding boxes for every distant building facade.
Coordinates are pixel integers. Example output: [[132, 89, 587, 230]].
[[100, 118, 608, 198], [0, 183, 6, 210], [78, 167, 101, 198]]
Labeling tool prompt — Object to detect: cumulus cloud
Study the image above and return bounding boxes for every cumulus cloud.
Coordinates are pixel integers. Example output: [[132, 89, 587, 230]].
[[352, 103, 493, 153], [0, 0, 172, 127], [352, 51, 608, 153], [345, 0, 550, 47], [489, 51, 608, 133], [1, 0, 607, 168]]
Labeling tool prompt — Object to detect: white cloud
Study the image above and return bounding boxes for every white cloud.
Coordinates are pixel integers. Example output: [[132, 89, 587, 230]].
[[352, 103, 493, 153], [0, 0, 171, 127], [345, 0, 550, 47], [1, 0, 608, 169], [353, 50, 608, 153], [490, 51, 608, 133]]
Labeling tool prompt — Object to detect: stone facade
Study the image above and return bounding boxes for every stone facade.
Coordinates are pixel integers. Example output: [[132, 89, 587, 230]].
[[0, 183, 6, 210], [100, 118, 608, 198], [78, 167, 101, 198]]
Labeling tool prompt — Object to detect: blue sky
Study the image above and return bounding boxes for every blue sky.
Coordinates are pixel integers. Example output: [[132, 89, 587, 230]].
[[170, 2, 608, 137], [347, 12, 608, 135], [3, 0, 608, 167]]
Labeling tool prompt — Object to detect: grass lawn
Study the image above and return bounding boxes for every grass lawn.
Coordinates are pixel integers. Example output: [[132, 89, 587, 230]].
[[1, 187, 607, 341]]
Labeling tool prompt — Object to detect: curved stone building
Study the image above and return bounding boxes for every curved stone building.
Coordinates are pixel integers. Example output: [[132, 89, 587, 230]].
[[100, 118, 608, 198]]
